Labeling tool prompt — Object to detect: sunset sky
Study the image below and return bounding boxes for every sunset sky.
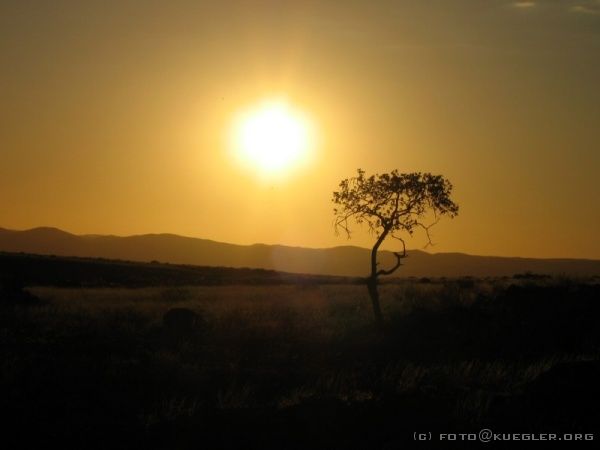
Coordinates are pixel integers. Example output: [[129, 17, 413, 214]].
[[1, 0, 599, 259]]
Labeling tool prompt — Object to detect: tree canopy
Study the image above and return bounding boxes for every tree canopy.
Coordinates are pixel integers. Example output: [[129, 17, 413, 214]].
[[333, 169, 458, 247]]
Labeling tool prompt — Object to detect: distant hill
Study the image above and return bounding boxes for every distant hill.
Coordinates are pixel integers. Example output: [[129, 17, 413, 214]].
[[0, 252, 355, 288], [0, 227, 599, 277]]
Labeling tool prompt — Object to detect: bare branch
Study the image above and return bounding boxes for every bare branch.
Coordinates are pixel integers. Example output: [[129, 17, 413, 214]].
[[415, 217, 440, 248], [376, 235, 406, 277], [376, 252, 405, 277]]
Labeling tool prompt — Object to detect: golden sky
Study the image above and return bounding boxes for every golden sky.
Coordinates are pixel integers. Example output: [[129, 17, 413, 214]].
[[1, 0, 599, 258]]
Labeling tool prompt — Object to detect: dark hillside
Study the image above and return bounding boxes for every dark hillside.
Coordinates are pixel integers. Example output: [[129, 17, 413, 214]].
[[0, 252, 358, 288]]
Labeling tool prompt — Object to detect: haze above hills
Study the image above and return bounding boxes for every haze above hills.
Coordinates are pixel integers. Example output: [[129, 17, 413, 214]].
[[1, 227, 598, 278]]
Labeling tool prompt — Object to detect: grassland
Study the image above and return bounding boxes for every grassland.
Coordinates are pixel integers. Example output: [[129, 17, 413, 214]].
[[2, 271, 599, 448]]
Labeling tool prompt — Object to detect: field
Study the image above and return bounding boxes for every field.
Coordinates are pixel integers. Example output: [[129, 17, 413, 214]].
[[1, 257, 600, 448]]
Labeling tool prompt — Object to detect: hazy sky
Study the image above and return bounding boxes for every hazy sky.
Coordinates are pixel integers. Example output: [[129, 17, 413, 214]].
[[1, 0, 599, 258]]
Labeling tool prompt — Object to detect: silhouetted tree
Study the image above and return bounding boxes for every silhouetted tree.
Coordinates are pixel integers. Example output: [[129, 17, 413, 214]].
[[333, 169, 458, 327]]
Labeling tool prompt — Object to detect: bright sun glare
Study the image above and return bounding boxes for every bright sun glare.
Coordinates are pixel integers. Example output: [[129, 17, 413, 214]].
[[231, 99, 314, 176]]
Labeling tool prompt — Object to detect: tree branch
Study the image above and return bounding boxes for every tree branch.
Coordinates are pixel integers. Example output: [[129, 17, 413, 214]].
[[376, 236, 406, 277], [415, 218, 440, 248]]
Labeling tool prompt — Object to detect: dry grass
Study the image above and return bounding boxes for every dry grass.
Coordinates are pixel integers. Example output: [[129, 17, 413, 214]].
[[2, 277, 598, 448]]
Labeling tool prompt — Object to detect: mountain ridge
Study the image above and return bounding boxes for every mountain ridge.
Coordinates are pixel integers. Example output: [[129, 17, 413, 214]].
[[0, 226, 598, 277]]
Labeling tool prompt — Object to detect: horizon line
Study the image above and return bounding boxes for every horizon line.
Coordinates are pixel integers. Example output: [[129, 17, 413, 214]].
[[1, 225, 599, 262]]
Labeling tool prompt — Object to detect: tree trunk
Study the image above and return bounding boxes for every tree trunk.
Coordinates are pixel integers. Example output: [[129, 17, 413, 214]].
[[366, 227, 390, 328], [366, 275, 384, 328]]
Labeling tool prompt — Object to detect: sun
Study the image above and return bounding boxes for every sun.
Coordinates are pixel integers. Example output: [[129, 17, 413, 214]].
[[231, 99, 314, 176]]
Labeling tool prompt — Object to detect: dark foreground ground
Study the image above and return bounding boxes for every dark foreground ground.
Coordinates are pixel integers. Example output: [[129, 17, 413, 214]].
[[1, 253, 599, 448]]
